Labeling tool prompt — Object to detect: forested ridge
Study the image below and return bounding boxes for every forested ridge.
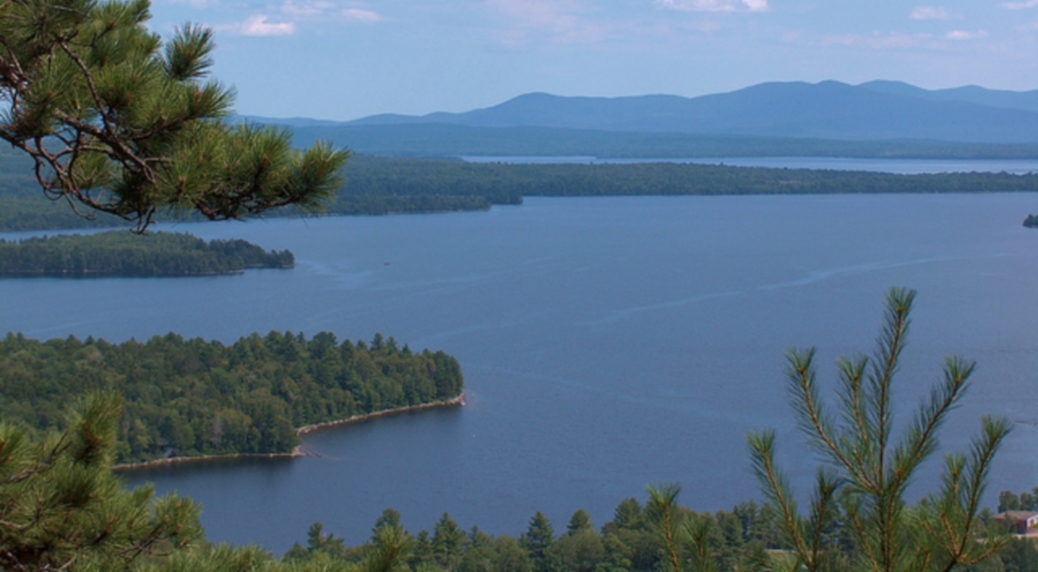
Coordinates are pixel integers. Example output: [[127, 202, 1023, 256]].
[[288, 122, 1038, 159], [0, 331, 463, 464], [4, 154, 1038, 231], [0, 231, 294, 276]]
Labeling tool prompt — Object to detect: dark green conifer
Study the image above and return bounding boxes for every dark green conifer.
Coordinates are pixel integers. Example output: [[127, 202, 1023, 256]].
[[431, 512, 465, 569], [0, 0, 349, 231], [566, 509, 594, 535], [520, 511, 555, 571], [0, 392, 204, 570]]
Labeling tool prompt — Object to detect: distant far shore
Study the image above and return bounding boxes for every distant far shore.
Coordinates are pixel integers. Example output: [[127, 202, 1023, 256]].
[[112, 393, 466, 472]]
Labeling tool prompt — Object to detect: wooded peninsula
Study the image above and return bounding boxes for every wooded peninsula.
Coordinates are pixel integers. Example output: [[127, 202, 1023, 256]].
[[4, 155, 1038, 231], [0, 330, 464, 464], [0, 231, 294, 277]]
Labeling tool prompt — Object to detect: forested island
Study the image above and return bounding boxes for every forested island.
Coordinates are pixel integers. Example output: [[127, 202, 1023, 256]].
[[1024, 214, 1038, 227], [0, 330, 463, 464], [0, 231, 294, 276], [5, 155, 1038, 231]]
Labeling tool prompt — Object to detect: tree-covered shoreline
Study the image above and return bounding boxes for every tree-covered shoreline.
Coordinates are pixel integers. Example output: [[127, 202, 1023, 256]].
[[111, 393, 465, 470], [0, 291, 1031, 570], [0, 330, 464, 464], [0, 231, 294, 277], [5, 156, 1038, 232]]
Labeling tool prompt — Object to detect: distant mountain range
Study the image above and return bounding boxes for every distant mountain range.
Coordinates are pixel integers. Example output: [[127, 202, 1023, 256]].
[[240, 81, 1038, 157], [332, 81, 1038, 143]]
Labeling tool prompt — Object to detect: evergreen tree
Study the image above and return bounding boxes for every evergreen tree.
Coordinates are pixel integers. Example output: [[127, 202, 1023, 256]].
[[409, 530, 433, 571], [0, 392, 204, 570], [520, 511, 555, 571], [747, 288, 1011, 572], [566, 509, 594, 535], [306, 522, 346, 558], [373, 509, 403, 540], [0, 0, 348, 231], [0, 393, 426, 571], [431, 512, 465, 569], [604, 498, 644, 534], [456, 526, 496, 572], [598, 534, 634, 572]]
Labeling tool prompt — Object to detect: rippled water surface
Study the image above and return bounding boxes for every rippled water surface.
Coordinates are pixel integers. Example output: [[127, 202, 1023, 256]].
[[2, 193, 1038, 553]]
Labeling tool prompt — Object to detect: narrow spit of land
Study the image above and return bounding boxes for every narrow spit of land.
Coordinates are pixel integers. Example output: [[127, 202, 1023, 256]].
[[0, 331, 464, 465], [112, 393, 466, 470]]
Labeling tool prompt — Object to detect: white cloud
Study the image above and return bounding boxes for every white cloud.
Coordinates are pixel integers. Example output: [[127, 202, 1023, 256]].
[[342, 8, 382, 23], [238, 15, 295, 36], [279, 2, 381, 23], [655, 0, 769, 13], [281, 0, 336, 16], [821, 32, 931, 49], [487, 0, 577, 29], [213, 2, 380, 35], [910, 6, 953, 20], [945, 29, 987, 40], [169, 0, 216, 8], [484, 0, 609, 45], [1002, 0, 1038, 8]]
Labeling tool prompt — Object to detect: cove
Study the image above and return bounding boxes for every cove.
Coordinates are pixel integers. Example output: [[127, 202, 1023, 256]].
[[2, 193, 1038, 554]]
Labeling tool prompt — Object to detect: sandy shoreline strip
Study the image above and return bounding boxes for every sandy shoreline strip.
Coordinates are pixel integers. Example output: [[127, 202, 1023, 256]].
[[295, 393, 466, 435], [112, 393, 466, 472]]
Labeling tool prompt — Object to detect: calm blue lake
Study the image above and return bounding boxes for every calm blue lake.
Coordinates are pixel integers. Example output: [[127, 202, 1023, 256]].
[[2, 193, 1038, 554]]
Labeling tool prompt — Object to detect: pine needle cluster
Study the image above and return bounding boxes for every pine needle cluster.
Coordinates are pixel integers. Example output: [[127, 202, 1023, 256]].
[[0, 0, 348, 231]]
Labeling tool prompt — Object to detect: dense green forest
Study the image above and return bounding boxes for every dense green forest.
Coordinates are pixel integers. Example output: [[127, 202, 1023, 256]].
[[0, 331, 463, 464], [4, 154, 1038, 231], [0, 231, 294, 276], [2, 395, 1033, 572], [287, 496, 789, 571], [276, 495, 1037, 572], [0, 291, 1032, 571], [3, 395, 1034, 571]]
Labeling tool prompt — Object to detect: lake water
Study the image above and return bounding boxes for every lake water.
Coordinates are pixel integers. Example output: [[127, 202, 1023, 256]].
[[2, 193, 1038, 554], [461, 156, 1038, 174]]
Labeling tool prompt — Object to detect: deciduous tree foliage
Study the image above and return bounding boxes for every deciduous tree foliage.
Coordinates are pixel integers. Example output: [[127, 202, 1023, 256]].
[[0, 0, 348, 230]]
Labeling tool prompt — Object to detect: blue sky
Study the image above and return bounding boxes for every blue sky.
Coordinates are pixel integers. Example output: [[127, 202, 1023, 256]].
[[147, 0, 1038, 121]]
